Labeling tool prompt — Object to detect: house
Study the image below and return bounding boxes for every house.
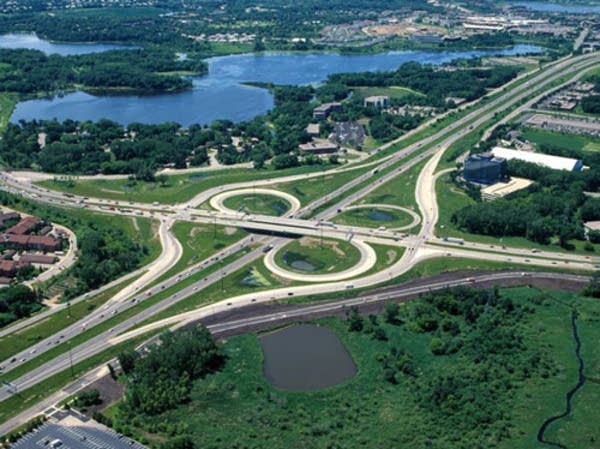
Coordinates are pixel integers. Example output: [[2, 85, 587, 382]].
[[7, 216, 42, 235], [20, 254, 56, 265], [0, 234, 62, 252], [305, 123, 320, 137], [364, 95, 389, 108], [0, 260, 17, 277], [313, 102, 342, 120], [0, 212, 20, 227]]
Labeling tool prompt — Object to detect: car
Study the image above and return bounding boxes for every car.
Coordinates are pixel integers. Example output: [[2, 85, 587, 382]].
[[227, 302, 232, 306], [251, 298, 257, 302], [10, 357, 16, 363], [287, 292, 294, 296]]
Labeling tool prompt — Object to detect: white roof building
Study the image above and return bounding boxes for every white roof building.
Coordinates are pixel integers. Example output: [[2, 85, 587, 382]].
[[491, 147, 583, 172]]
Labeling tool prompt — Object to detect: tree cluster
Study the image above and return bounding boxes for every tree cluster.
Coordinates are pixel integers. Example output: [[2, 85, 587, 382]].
[[0, 47, 206, 94], [119, 326, 224, 416], [0, 284, 40, 328]]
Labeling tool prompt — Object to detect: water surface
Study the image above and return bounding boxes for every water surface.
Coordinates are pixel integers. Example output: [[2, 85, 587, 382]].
[[11, 44, 543, 126], [260, 324, 357, 391]]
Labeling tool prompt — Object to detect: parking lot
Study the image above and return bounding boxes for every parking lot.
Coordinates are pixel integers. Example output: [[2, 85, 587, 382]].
[[10, 410, 146, 449]]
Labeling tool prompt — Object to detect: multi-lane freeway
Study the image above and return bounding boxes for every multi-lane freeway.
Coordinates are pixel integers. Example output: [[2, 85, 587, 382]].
[[1, 50, 599, 433]]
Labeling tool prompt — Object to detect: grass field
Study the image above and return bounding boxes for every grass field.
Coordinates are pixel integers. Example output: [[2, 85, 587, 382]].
[[275, 166, 367, 207], [222, 193, 291, 216], [353, 85, 425, 99], [521, 127, 600, 153], [150, 221, 247, 286], [106, 286, 600, 449], [36, 165, 338, 204], [332, 207, 415, 229], [357, 157, 428, 213], [274, 237, 362, 275]]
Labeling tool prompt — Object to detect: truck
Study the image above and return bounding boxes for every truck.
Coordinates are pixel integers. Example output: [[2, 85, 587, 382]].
[[442, 236, 464, 245]]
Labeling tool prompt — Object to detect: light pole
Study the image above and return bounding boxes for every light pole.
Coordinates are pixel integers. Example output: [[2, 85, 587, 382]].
[[68, 340, 74, 379]]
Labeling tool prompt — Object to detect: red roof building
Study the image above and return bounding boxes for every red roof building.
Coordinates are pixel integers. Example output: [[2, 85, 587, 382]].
[[7, 216, 42, 235]]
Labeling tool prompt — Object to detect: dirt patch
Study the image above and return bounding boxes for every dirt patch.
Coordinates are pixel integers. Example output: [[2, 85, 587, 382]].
[[386, 250, 397, 264], [130, 217, 140, 232], [100, 188, 124, 195], [189, 226, 207, 238], [298, 237, 345, 256], [224, 226, 237, 236], [151, 221, 160, 240], [77, 373, 124, 415]]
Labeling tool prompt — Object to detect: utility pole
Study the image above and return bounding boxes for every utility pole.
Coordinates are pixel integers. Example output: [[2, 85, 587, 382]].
[[220, 260, 224, 293], [68, 340, 74, 379]]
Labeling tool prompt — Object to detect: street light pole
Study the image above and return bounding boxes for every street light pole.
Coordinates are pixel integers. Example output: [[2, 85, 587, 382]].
[[68, 340, 74, 378]]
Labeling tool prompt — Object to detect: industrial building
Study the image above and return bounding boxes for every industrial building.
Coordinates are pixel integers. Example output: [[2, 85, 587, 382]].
[[491, 146, 583, 171], [463, 153, 507, 184], [298, 141, 339, 154], [313, 102, 342, 120]]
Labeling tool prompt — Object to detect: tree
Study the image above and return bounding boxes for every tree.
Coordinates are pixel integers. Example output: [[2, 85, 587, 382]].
[[347, 306, 364, 332], [583, 271, 600, 298], [384, 302, 401, 324], [156, 174, 169, 187], [118, 349, 138, 375]]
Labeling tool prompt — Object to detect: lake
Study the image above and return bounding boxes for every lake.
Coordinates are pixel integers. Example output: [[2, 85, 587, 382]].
[[10, 44, 543, 127], [0, 33, 136, 55], [511, 1, 600, 13], [260, 324, 357, 391]]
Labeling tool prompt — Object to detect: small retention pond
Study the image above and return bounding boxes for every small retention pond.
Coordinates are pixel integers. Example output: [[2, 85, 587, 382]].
[[368, 209, 394, 222], [281, 251, 317, 272], [260, 324, 357, 391]]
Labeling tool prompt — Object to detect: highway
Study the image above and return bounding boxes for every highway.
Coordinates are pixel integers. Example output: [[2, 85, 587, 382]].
[[0, 51, 599, 430]]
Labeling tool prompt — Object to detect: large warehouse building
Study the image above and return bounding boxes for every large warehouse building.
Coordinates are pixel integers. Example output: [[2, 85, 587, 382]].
[[463, 153, 507, 184], [491, 147, 583, 171]]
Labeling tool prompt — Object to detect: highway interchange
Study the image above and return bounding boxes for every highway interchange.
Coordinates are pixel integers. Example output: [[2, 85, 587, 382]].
[[0, 50, 599, 434]]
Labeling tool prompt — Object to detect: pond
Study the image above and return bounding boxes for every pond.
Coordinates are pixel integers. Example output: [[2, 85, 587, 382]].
[[269, 200, 289, 216], [282, 251, 317, 272], [368, 209, 394, 222], [10, 44, 543, 127], [260, 324, 357, 391], [0, 32, 137, 55]]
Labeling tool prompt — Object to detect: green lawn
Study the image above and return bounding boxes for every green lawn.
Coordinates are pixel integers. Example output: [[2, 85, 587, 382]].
[[137, 257, 292, 325], [332, 207, 415, 229], [357, 157, 428, 213], [36, 165, 338, 204], [275, 165, 367, 207], [353, 85, 425, 99], [150, 221, 247, 287], [105, 286, 600, 449], [222, 193, 291, 216], [521, 127, 600, 153], [274, 237, 362, 275]]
